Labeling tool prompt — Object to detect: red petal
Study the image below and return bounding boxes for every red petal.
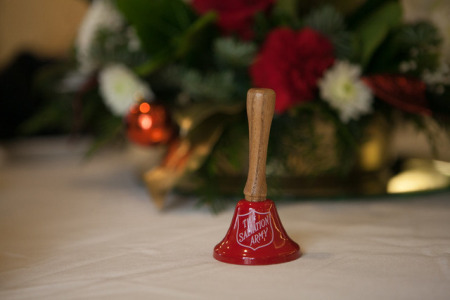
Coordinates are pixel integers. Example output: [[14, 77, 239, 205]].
[[363, 75, 431, 116]]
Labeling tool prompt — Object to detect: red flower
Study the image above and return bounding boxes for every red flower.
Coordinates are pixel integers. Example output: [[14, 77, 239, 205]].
[[363, 75, 431, 115], [250, 28, 335, 113], [191, 0, 274, 40]]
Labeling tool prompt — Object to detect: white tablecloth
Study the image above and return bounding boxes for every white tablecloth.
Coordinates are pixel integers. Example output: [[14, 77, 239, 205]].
[[1, 138, 449, 299]]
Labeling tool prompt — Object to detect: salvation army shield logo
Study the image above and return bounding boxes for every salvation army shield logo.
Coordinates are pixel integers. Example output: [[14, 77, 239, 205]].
[[234, 208, 274, 250]]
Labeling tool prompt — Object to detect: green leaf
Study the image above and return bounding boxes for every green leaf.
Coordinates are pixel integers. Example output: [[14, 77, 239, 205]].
[[19, 104, 71, 135], [354, 1, 401, 67], [273, 0, 299, 18], [175, 11, 217, 58], [115, 0, 216, 75], [271, 0, 301, 28], [347, 0, 391, 27], [134, 51, 173, 76], [115, 0, 194, 53]]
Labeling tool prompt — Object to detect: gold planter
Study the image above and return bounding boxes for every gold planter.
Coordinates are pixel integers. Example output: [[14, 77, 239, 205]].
[[178, 115, 392, 198]]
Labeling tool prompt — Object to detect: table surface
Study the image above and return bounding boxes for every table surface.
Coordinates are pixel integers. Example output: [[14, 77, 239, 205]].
[[1, 138, 450, 300]]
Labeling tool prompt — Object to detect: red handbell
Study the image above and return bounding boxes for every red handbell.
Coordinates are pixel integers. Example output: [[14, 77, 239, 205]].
[[214, 199, 301, 265], [214, 88, 301, 265]]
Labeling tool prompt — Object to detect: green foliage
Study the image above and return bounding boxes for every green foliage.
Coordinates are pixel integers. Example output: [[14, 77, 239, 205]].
[[177, 105, 246, 212], [396, 22, 442, 74], [271, 0, 301, 28], [115, 0, 216, 75], [304, 5, 354, 60], [173, 37, 258, 102], [214, 38, 257, 68], [115, 0, 195, 54], [88, 27, 149, 68], [366, 22, 442, 74], [18, 65, 74, 135], [398, 22, 442, 50], [20, 64, 124, 154], [253, 11, 275, 43], [353, 1, 402, 68], [347, 0, 392, 27], [84, 115, 124, 158], [180, 70, 237, 102], [205, 113, 248, 176], [19, 102, 72, 136]]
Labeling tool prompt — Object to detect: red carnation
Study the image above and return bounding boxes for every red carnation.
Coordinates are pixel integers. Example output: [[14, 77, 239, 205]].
[[250, 28, 335, 113], [191, 0, 274, 40]]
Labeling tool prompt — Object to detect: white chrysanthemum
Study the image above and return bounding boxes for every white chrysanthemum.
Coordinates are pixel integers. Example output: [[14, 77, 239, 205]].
[[99, 64, 154, 116], [319, 61, 373, 123], [75, 0, 124, 73]]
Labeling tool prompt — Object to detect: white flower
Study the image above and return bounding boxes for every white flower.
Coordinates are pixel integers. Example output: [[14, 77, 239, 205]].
[[318, 61, 373, 123], [422, 62, 450, 94], [75, 0, 124, 73], [99, 64, 154, 116]]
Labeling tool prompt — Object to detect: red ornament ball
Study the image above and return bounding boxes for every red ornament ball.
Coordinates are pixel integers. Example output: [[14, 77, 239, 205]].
[[126, 102, 175, 146]]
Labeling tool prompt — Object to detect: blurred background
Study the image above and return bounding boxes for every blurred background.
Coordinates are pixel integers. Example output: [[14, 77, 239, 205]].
[[0, 0, 449, 209], [0, 0, 87, 139]]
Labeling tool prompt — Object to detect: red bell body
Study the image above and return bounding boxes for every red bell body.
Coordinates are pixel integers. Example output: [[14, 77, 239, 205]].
[[214, 199, 301, 265]]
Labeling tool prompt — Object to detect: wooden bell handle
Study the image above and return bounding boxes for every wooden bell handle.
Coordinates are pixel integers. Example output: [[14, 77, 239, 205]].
[[244, 88, 276, 202]]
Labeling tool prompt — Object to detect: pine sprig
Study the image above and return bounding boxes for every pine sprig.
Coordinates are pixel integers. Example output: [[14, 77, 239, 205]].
[[89, 27, 149, 68], [396, 22, 442, 75], [304, 5, 354, 60], [180, 69, 236, 102], [214, 37, 257, 68], [398, 22, 441, 50]]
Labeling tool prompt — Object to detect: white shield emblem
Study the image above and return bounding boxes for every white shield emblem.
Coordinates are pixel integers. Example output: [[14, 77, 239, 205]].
[[234, 208, 274, 250]]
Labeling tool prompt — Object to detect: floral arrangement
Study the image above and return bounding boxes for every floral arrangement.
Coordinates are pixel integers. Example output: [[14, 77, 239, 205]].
[[30, 0, 450, 209]]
